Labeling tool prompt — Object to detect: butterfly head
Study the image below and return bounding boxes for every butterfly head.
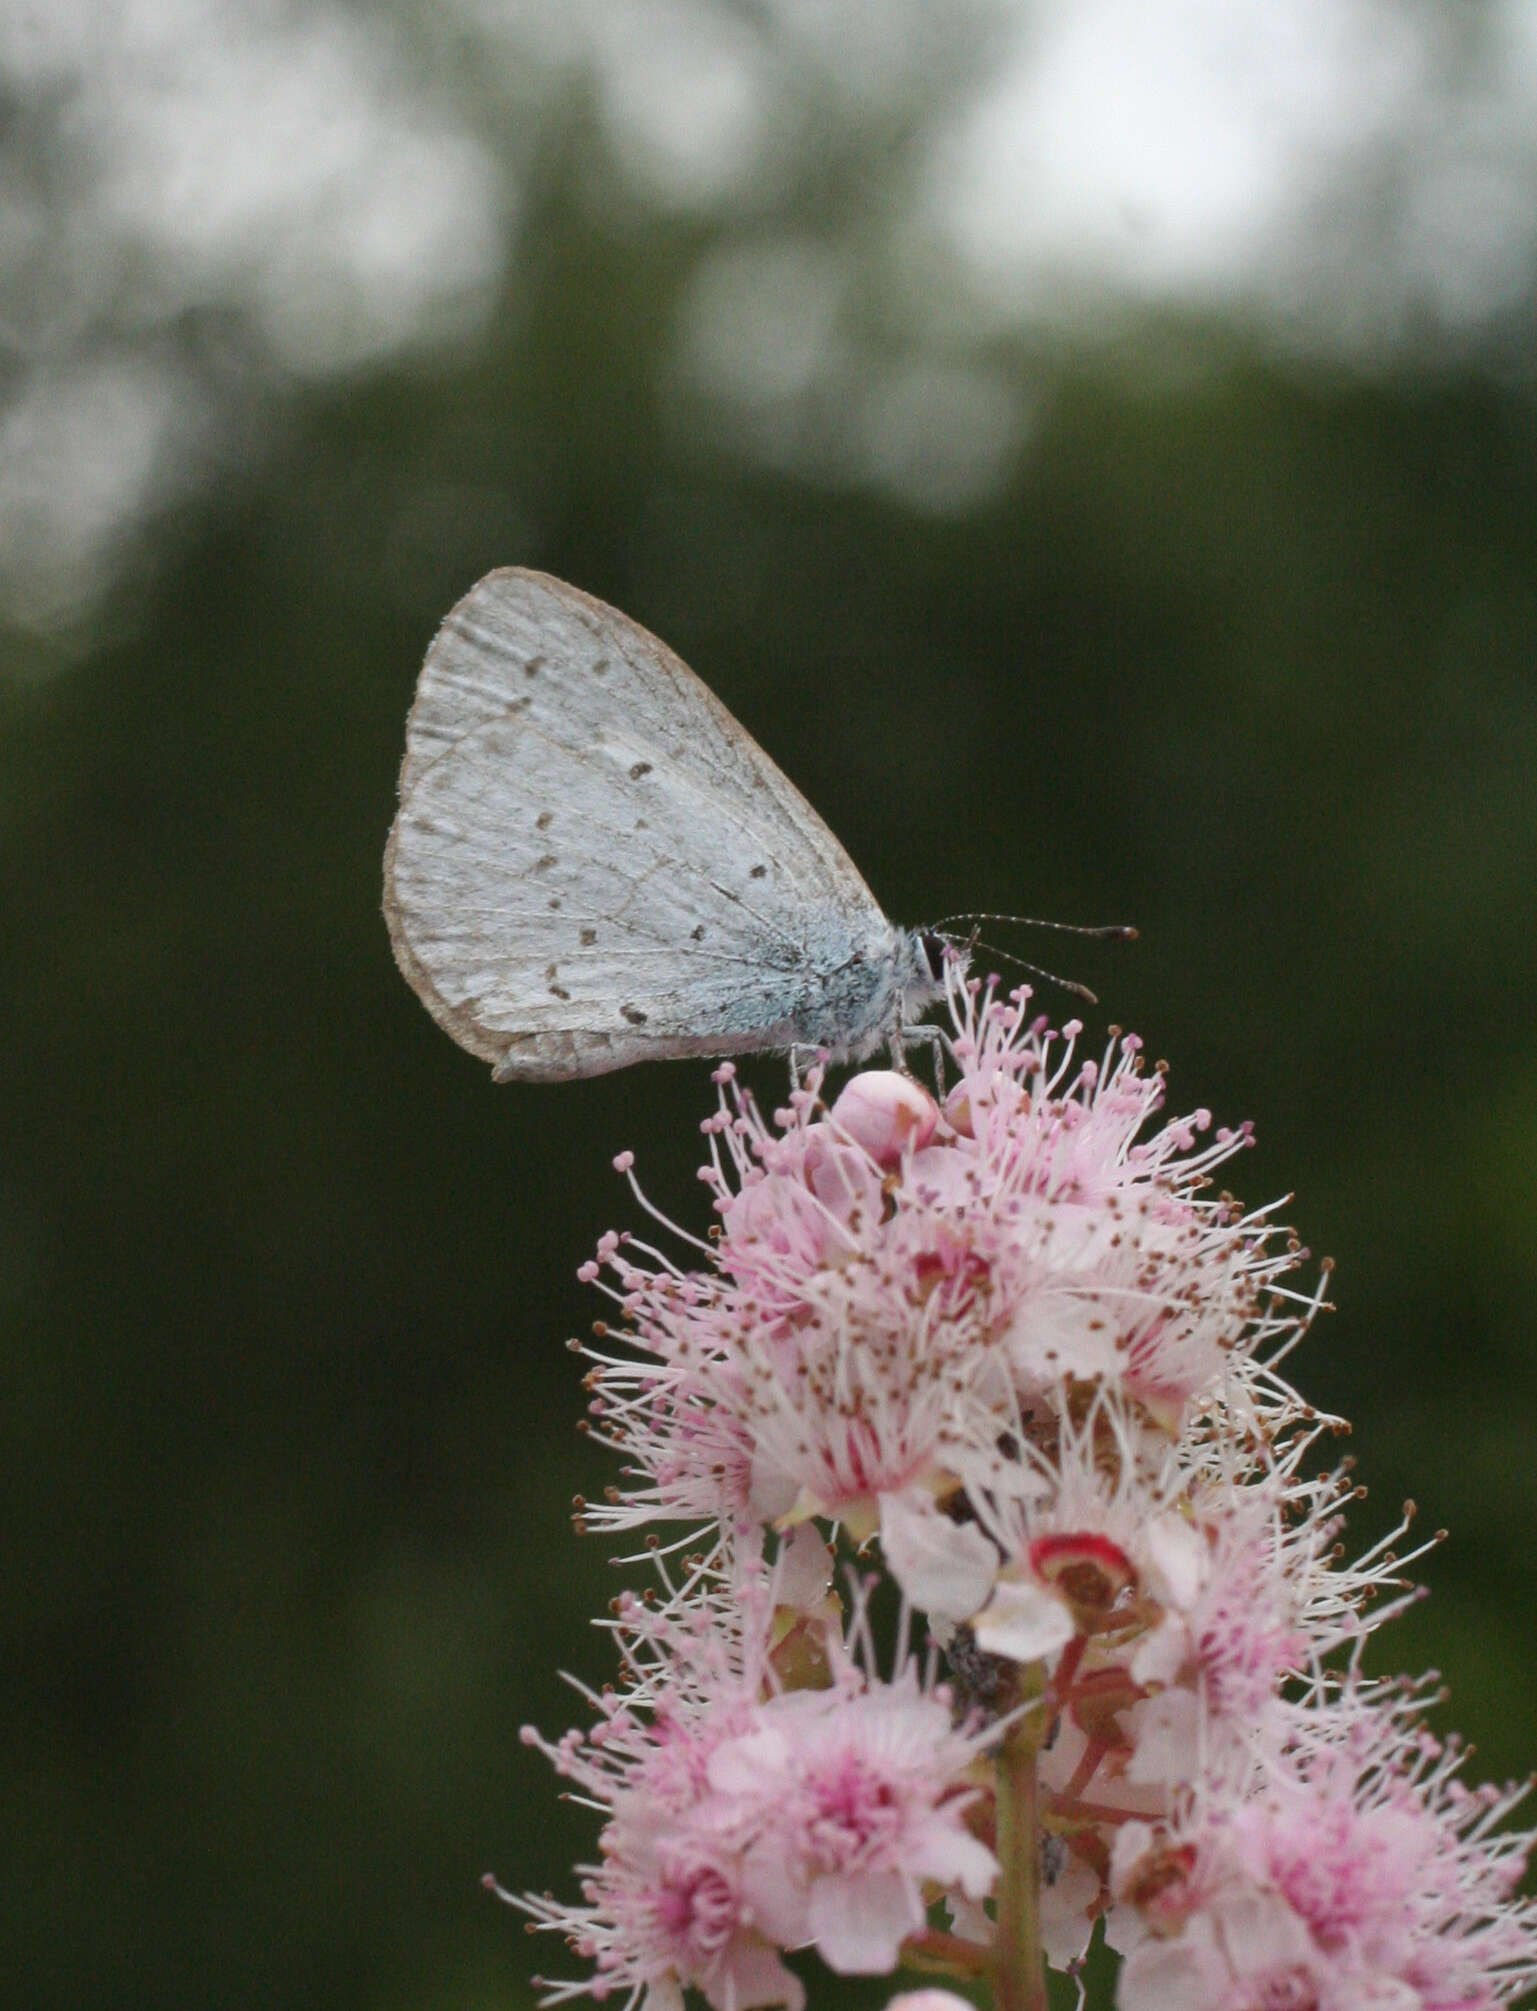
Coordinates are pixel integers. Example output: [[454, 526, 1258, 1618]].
[[902, 927, 967, 1015]]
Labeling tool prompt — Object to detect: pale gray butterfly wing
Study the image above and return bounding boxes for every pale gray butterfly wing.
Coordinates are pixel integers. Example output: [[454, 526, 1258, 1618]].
[[396, 568, 857, 885], [383, 569, 920, 1081]]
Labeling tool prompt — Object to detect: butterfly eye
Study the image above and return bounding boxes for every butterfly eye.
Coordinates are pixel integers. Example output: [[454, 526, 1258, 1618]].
[[919, 932, 948, 981]]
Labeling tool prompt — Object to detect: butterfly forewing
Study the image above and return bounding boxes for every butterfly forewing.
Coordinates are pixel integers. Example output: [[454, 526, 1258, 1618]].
[[399, 571, 856, 876], [384, 569, 899, 1079]]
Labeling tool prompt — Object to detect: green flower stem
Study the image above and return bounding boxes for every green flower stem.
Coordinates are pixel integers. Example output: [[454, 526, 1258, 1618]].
[[993, 1662, 1048, 2011]]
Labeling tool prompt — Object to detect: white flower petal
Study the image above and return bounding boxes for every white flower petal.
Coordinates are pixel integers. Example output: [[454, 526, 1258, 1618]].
[[1331, 1979, 1423, 2011], [1125, 1688, 1201, 1784], [706, 1724, 791, 1798], [972, 1578, 1076, 1662], [738, 1842, 809, 1948], [1108, 1819, 1160, 1895], [1004, 1288, 1125, 1383], [774, 1522, 835, 1610], [943, 1891, 992, 1944], [1040, 1846, 1101, 1968], [1141, 1513, 1207, 1609], [878, 1491, 999, 1623], [1210, 1887, 1314, 1974], [882, 1994, 976, 2011], [644, 1976, 686, 2011], [1118, 1916, 1230, 2011], [748, 1455, 801, 1523], [1129, 1613, 1190, 1687], [806, 1866, 921, 1972], [908, 1811, 998, 1899], [704, 1936, 807, 2011]]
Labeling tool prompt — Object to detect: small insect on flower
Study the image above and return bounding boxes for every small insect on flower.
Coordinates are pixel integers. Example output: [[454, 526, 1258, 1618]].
[[382, 568, 960, 1081]]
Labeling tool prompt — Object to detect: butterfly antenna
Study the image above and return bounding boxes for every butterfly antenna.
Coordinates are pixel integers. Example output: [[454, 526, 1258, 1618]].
[[946, 932, 1100, 1005], [931, 911, 1138, 943]]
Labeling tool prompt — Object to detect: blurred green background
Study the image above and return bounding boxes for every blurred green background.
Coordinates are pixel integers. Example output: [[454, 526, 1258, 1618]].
[[3, 4, 1535, 2008]]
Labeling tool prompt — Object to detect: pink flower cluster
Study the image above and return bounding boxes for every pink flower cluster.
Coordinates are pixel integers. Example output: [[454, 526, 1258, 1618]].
[[1108, 1673, 1537, 2011], [512, 979, 1537, 2011], [512, 1559, 997, 2011]]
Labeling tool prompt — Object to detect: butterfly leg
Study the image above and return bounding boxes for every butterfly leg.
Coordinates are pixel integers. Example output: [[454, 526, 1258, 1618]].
[[898, 1021, 950, 1095], [787, 1044, 831, 1093]]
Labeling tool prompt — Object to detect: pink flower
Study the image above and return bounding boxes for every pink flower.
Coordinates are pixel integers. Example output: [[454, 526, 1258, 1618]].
[[599, 1826, 802, 2011], [511, 1560, 998, 2002], [514, 1756, 803, 2011], [708, 1673, 998, 1973], [1111, 1680, 1537, 2011], [881, 1995, 976, 2011], [944, 1394, 1207, 1669], [511, 1570, 799, 2011]]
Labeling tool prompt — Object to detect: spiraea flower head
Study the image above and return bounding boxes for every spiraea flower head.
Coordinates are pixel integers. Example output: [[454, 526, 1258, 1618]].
[[578, 979, 1318, 1552], [508, 981, 1537, 2011]]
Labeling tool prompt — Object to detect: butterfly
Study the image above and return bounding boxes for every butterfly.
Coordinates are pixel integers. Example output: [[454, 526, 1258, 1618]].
[[383, 569, 951, 1081]]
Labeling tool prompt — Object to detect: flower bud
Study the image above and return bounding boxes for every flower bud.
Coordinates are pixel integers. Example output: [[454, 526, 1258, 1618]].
[[829, 1070, 938, 1166]]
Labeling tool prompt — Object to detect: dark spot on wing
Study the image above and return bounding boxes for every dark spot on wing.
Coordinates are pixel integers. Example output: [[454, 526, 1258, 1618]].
[[691, 924, 706, 941], [621, 1005, 648, 1025], [525, 655, 544, 677], [536, 810, 553, 829], [545, 963, 559, 979], [580, 928, 598, 946], [635, 818, 649, 831], [593, 658, 609, 675], [750, 863, 767, 879], [548, 897, 561, 910], [534, 854, 557, 871], [549, 984, 571, 1001], [630, 761, 653, 781]]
